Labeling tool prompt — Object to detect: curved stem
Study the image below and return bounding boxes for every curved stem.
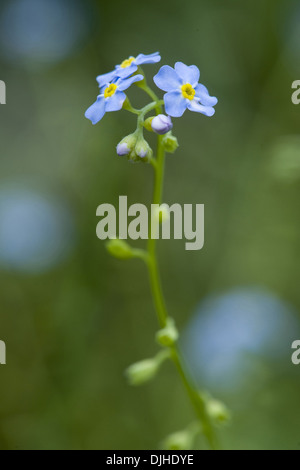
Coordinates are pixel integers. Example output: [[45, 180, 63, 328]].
[[138, 101, 164, 127], [123, 97, 141, 115], [142, 85, 161, 111], [142, 87, 219, 450], [136, 71, 163, 115]]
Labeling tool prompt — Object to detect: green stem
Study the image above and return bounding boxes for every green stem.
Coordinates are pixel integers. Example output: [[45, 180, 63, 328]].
[[171, 348, 219, 450], [147, 136, 168, 328], [138, 101, 164, 129], [142, 87, 219, 450], [123, 97, 141, 115], [142, 85, 161, 112], [136, 70, 163, 115]]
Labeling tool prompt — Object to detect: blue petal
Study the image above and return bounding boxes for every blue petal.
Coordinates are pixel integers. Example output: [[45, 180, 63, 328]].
[[154, 66, 182, 92], [99, 75, 120, 94], [195, 84, 218, 106], [115, 64, 138, 79], [85, 96, 106, 124], [187, 100, 215, 117], [105, 90, 126, 112], [135, 52, 161, 65], [175, 62, 200, 86], [118, 74, 143, 91], [164, 91, 187, 117], [96, 71, 116, 88]]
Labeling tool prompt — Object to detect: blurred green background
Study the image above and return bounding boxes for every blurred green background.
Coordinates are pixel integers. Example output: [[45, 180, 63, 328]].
[[0, 0, 300, 450]]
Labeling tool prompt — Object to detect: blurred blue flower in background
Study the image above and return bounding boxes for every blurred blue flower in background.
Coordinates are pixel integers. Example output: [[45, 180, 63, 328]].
[[182, 288, 300, 392], [0, 185, 76, 273], [0, 0, 89, 65]]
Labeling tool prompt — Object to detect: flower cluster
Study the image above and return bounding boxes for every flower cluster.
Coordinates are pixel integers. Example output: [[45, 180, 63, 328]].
[[116, 132, 153, 162], [85, 52, 218, 160], [85, 52, 161, 125]]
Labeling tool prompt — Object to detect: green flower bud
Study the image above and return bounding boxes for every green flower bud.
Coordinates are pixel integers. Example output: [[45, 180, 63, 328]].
[[163, 423, 200, 450], [119, 133, 153, 163], [116, 133, 137, 157], [162, 132, 179, 154], [106, 239, 135, 260], [128, 150, 150, 164], [125, 350, 170, 386], [165, 428, 197, 450], [156, 318, 179, 347], [144, 116, 155, 132], [206, 399, 231, 425], [125, 359, 158, 386], [164, 431, 192, 450], [135, 137, 153, 160]]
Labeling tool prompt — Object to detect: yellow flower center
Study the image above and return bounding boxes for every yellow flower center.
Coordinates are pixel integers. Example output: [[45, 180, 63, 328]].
[[181, 83, 196, 100], [104, 83, 117, 98], [121, 57, 135, 69]]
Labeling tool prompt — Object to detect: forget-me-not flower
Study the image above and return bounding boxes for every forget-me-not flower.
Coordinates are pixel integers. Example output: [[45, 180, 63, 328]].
[[96, 52, 161, 87], [85, 75, 143, 125], [154, 62, 218, 118]]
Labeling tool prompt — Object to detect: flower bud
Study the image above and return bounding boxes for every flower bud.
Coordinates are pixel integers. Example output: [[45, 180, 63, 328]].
[[156, 318, 179, 347], [163, 422, 200, 450], [125, 359, 158, 386], [135, 138, 153, 160], [117, 133, 153, 163], [125, 350, 170, 386], [164, 430, 194, 450], [162, 132, 179, 153], [206, 399, 231, 425], [144, 116, 155, 132], [117, 142, 130, 156], [106, 239, 134, 260], [151, 114, 173, 135], [116, 133, 137, 157], [127, 151, 140, 163]]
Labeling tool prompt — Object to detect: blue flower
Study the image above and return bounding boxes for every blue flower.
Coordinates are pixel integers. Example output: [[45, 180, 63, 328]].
[[85, 75, 143, 125], [154, 62, 218, 118], [96, 52, 161, 87]]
